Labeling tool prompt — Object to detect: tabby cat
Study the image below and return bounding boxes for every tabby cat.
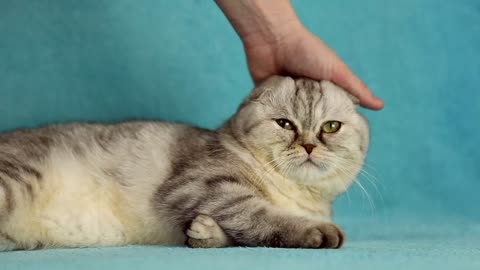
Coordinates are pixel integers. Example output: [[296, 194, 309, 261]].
[[0, 76, 368, 251]]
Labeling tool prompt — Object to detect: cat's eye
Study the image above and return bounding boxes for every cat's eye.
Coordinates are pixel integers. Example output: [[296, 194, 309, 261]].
[[275, 119, 296, 131], [321, 121, 342, 133]]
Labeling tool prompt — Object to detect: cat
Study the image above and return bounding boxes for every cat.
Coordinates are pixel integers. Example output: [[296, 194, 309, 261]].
[[0, 76, 368, 251]]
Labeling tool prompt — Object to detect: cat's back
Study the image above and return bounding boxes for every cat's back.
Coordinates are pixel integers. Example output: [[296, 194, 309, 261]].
[[0, 121, 197, 168], [0, 121, 214, 250], [0, 121, 176, 150]]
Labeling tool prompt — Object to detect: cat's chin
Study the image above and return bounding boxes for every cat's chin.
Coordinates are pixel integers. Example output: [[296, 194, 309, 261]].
[[283, 163, 331, 184], [300, 158, 326, 170]]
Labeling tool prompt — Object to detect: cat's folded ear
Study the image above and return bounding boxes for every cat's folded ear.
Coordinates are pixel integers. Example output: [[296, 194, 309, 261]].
[[320, 80, 360, 107], [247, 76, 295, 101], [346, 93, 360, 106]]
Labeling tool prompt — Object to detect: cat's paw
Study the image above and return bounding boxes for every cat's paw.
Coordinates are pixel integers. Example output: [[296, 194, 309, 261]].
[[300, 223, 345, 249], [186, 215, 231, 248]]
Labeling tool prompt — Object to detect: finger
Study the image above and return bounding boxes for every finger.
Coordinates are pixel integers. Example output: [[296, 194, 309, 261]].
[[331, 62, 384, 110]]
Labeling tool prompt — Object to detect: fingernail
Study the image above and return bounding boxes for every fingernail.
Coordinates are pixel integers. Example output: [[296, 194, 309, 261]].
[[372, 97, 384, 109]]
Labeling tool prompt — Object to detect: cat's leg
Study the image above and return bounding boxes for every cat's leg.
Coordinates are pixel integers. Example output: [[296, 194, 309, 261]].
[[161, 179, 343, 248], [186, 215, 233, 248], [202, 191, 344, 249]]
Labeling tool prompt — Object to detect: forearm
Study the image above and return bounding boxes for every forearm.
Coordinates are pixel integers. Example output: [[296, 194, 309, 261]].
[[215, 0, 303, 47]]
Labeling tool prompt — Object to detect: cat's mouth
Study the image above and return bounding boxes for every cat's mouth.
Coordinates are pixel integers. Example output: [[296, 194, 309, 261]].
[[301, 158, 321, 168], [299, 157, 329, 171]]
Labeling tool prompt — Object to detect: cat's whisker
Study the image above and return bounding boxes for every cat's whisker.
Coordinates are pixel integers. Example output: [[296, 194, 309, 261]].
[[357, 169, 383, 198], [322, 157, 377, 212], [336, 158, 383, 198], [253, 156, 291, 184], [325, 162, 352, 205], [322, 154, 382, 187], [354, 180, 376, 212]]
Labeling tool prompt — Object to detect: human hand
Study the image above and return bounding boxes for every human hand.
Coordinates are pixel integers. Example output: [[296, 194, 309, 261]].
[[216, 0, 383, 110], [244, 26, 384, 110]]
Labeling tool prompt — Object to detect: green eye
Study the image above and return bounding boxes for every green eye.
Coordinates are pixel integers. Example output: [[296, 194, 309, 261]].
[[275, 119, 296, 131], [321, 121, 342, 133]]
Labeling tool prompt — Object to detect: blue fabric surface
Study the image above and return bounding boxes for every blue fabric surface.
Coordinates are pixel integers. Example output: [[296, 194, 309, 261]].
[[1, 0, 479, 269], [1, 236, 480, 270]]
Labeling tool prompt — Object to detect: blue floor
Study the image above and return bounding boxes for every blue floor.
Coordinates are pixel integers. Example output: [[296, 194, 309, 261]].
[[2, 220, 479, 270], [1, 0, 479, 269]]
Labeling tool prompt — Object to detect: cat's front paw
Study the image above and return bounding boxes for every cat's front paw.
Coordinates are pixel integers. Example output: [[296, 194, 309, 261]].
[[300, 223, 345, 249], [186, 215, 231, 248]]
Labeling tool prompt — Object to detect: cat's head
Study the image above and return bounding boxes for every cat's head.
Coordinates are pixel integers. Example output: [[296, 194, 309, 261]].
[[229, 76, 369, 197]]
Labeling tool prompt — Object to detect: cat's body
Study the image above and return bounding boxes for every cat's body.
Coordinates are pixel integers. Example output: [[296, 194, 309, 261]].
[[0, 76, 368, 251]]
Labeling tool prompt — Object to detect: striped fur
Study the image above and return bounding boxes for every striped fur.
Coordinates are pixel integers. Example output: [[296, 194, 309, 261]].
[[0, 76, 368, 250]]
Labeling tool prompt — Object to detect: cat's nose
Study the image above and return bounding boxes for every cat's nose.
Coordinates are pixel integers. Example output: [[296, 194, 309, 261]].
[[302, 144, 316, 154]]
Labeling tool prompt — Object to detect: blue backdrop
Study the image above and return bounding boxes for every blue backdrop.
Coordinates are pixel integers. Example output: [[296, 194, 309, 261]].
[[1, 0, 479, 269]]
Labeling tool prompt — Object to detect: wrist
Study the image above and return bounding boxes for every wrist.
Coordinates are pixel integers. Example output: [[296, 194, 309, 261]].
[[216, 0, 304, 48], [240, 17, 304, 49]]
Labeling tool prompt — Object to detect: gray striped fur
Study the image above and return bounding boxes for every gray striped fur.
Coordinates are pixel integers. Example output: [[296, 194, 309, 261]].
[[0, 76, 368, 250]]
